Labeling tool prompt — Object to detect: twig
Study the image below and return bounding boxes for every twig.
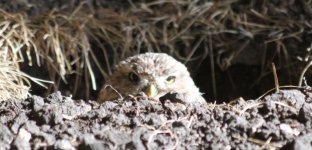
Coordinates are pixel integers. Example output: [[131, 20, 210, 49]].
[[271, 63, 280, 93], [260, 136, 272, 149], [239, 102, 264, 116], [104, 84, 123, 99], [298, 60, 312, 87], [272, 101, 299, 114], [209, 35, 217, 99]]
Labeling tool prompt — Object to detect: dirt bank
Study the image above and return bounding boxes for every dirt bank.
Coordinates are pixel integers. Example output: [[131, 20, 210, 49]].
[[1, 87, 312, 149]]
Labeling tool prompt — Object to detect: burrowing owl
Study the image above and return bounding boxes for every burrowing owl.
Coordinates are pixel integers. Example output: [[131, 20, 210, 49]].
[[97, 53, 206, 104]]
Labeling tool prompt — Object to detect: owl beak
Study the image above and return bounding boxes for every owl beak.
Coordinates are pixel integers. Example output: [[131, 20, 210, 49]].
[[143, 83, 158, 98]]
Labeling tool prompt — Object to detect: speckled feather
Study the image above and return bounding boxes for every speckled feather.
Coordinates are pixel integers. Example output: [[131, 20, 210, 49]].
[[97, 53, 206, 104]]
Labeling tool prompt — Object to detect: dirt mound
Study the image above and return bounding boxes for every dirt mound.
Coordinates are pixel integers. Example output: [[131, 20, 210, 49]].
[[1, 88, 312, 149]]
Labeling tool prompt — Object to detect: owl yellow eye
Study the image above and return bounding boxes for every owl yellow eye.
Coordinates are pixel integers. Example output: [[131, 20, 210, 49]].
[[128, 72, 140, 83], [165, 76, 176, 84]]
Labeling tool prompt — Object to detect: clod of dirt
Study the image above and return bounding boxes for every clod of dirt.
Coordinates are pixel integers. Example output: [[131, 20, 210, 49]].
[[1, 88, 312, 149], [290, 133, 312, 150]]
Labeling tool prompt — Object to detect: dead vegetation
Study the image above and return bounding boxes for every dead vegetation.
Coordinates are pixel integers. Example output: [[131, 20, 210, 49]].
[[0, 0, 311, 100]]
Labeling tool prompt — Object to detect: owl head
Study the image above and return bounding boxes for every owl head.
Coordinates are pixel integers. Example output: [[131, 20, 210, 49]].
[[98, 53, 205, 103]]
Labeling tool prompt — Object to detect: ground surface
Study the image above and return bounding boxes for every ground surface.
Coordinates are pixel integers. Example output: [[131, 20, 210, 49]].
[[1, 88, 312, 150]]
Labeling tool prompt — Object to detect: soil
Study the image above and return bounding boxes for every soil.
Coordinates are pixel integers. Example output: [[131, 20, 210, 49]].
[[1, 87, 312, 149], [0, 0, 312, 149]]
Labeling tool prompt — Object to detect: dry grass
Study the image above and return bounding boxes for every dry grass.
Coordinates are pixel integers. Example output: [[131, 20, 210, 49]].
[[0, 10, 53, 101], [0, 61, 29, 101], [0, 0, 311, 100]]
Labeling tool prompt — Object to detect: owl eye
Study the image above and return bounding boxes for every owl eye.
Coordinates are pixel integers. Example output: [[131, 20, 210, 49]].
[[165, 76, 176, 84], [128, 72, 140, 83]]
